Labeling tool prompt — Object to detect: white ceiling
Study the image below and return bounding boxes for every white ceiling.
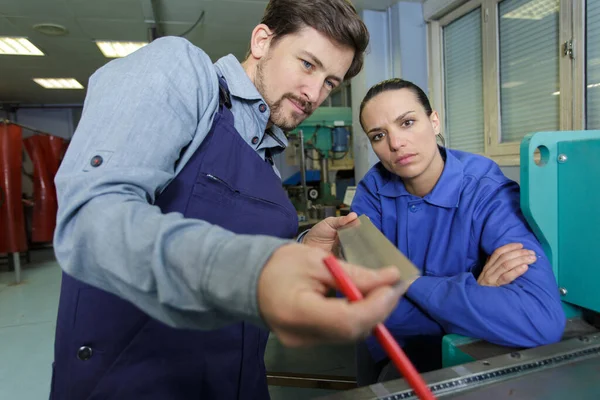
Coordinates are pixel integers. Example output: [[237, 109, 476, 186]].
[[0, 0, 403, 105]]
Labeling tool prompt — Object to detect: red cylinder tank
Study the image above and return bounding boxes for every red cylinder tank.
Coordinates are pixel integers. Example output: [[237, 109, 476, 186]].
[[0, 123, 28, 253], [24, 135, 58, 243]]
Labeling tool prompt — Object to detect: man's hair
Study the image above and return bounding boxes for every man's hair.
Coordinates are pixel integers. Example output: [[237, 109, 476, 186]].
[[260, 0, 369, 80]]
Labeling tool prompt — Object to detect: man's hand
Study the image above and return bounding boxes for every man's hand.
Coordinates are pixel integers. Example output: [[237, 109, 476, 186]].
[[477, 243, 537, 287], [301, 212, 358, 253], [258, 243, 404, 347]]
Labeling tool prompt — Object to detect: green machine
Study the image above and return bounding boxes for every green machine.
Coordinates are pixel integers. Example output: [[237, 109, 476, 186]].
[[287, 107, 353, 208], [442, 130, 600, 368]]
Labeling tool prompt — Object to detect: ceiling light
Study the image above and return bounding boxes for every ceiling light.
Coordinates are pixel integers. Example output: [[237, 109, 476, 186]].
[[552, 91, 560, 96], [0, 37, 44, 56], [503, 0, 558, 20], [588, 83, 600, 89], [95, 41, 148, 58], [33, 78, 84, 90]]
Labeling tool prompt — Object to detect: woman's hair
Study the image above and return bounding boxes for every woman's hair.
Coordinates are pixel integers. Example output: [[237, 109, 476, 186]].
[[358, 78, 445, 146], [359, 78, 432, 130]]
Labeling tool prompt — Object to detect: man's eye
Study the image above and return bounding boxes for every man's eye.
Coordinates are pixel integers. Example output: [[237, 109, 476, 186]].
[[302, 60, 313, 70]]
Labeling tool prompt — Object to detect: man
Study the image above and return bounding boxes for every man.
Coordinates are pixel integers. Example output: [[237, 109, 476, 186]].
[[50, 1, 405, 399]]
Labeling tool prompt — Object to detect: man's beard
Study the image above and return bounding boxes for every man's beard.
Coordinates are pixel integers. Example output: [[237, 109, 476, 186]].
[[255, 59, 313, 131]]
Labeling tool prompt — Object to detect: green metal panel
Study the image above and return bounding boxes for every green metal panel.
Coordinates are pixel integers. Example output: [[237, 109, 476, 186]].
[[520, 130, 600, 281], [557, 139, 600, 313], [442, 334, 477, 368], [291, 107, 352, 128], [442, 131, 600, 368]]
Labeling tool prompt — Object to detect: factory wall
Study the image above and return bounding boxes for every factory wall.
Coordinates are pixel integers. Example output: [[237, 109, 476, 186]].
[[15, 107, 79, 139]]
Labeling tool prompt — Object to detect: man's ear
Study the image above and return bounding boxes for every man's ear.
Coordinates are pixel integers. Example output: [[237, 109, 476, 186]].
[[248, 24, 274, 60]]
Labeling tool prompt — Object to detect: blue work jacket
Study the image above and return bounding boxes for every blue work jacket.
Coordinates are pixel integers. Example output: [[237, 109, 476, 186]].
[[351, 147, 565, 362]]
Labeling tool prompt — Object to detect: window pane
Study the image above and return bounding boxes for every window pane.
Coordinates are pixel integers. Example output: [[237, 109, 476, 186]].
[[443, 8, 485, 153], [587, 0, 600, 129], [499, 0, 559, 143]]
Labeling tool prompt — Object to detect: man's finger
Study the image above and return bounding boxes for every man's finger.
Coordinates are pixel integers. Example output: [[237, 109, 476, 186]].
[[320, 260, 402, 294], [497, 265, 528, 286], [324, 212, 359, 230], [487, 243, 523, 266], [296, 285, 402, 341]]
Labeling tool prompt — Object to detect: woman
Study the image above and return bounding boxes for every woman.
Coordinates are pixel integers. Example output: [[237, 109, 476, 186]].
[[352, 78, 566, 384]]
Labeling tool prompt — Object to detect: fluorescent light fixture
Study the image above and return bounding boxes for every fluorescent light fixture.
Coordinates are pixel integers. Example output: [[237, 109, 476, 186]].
[[503, 0, 558, 20], [588, 83, 600, 89], [0, 37, 44, 56], [33, 78, 84, 89], [95, 41, 148, 58], [552, 91, 560, 96]]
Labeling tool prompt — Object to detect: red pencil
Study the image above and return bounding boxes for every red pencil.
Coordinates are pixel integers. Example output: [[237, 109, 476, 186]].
[[323, 255, 436, 400]]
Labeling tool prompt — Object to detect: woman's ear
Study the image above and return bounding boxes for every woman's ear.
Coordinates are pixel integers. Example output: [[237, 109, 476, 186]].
[[430, 111, 441, 135]]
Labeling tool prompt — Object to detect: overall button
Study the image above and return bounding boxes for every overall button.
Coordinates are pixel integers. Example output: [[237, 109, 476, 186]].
[[258, 103, 267, 113], [90, 155, 103, 167], [409, 205, 419, 213], [77, 346, 93, 361], [252, 136, 259, 145]]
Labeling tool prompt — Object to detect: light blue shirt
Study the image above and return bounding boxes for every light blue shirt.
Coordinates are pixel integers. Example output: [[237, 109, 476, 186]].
[[53, 37, 294, 330], [351, 147, 566, 362]]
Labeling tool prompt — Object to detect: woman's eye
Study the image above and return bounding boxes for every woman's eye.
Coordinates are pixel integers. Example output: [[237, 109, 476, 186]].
[[402, 120, 415, 127], [372, 133, 385, 142]]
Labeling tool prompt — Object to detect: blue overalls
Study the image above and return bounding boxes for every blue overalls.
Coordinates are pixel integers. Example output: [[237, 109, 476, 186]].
[[50, 76, 299, 399]]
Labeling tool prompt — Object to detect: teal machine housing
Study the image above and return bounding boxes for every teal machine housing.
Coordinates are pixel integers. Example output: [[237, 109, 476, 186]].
[[442, 130, 600, 368]]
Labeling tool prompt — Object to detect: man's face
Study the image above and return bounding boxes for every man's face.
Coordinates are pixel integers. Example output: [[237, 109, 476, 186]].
[[254, 27, 354, 130]]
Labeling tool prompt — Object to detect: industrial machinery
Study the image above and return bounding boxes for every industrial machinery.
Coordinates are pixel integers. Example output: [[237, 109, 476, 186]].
[[319, 130, 600, 399], [284, 107, 354, 216]]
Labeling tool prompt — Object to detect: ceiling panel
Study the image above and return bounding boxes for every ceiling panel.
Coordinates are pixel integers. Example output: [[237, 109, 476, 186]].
[[0, 0, 73, 18], [4, 16, 89, 39], [0, 16, 25, 36], [162, 23, 253, 46], [155, 0, 214, 23], [0, 0, 425, 105], [74, 19, 149, 41], [68, 0, 145, 21], [203, 1, 268, 27]]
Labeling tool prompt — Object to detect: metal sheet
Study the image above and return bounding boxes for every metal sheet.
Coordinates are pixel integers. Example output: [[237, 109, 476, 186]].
[[318, 334, 600, 400], [455, 318, 599, 361], [338, 215, 420, 283]]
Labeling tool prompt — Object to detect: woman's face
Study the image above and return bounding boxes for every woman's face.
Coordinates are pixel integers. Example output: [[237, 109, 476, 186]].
[[361, 88, 441, 180]]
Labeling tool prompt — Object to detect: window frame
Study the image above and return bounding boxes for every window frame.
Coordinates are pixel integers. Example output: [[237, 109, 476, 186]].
[[429, 0, 580, 166]]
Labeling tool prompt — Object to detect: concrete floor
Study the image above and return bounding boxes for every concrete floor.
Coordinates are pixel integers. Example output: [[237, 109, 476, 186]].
[[0, 249, 355, 400]]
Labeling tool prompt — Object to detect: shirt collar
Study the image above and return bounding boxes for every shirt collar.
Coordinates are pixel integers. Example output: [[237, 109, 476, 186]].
[[214, 54, 289, 150], [377, 147, 463, 208], [214, 54, 264, 101]]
